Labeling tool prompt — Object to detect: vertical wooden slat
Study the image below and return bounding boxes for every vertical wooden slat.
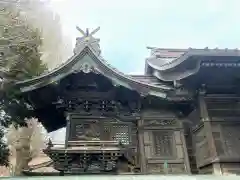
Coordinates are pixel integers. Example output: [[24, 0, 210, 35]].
[[137, 119, 147, 173], [174, 131, 182, 145], [198, 92, 222, 175], [199, 92, 218, 159], [65, 114, 71, 147]]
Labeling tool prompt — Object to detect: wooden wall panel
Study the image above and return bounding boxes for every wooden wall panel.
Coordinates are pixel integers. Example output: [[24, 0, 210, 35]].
[[141, 110, 190, 174]]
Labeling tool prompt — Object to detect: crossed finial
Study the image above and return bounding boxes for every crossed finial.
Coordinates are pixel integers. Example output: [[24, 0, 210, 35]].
[[74, 26, 101, 55], [76, 26, 100, 38]]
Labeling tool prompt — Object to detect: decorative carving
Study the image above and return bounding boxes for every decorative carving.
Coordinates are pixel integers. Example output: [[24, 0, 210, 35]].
[[73, 62, 96, 74], [45, 142, 127, 173], [144, 119, 177, 126], [74, 26, 101, 56], [71, 100, 116, 114], [57, 97, 136, 116], [74, 123, 100, 141]]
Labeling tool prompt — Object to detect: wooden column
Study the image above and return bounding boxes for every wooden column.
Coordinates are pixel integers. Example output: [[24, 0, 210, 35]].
[[65, 113, 71, 148], [198, 90, 222, 175], [180, 127, 191, 174], [137, 118, 147, 173]]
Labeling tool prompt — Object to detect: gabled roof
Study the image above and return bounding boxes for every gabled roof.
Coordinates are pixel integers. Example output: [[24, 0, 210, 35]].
[[16, 44, 175, 99], [146, 47, 240, 81], [15, 27, 197, 101]]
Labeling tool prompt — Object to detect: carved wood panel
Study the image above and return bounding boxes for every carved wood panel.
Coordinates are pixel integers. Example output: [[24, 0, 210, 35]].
[[70, 119, 100, 140], [153, 131, 174, 157], [169, 164, 186, 173], [147, 164, 164, 173], [67, 116, 139, 167], [222, 125, 240, 157], [144, 131, 153, 158], [144, 119, 178, 128], [194, 127, 210, 166], [69, 118, 133, 143], [212, 131, 224, 156]]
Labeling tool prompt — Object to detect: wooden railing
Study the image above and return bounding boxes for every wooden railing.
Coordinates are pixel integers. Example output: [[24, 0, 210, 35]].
[[67, 140, 122, 147]]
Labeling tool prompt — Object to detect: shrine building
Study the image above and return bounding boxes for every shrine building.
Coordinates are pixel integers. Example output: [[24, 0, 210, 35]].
[[15, 27, 240, 175]]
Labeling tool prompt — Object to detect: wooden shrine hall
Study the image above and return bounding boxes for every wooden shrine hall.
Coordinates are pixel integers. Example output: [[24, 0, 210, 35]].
[[15, 27, 240, 175]]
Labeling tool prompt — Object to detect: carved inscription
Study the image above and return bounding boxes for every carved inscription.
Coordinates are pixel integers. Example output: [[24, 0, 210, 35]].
[[153, 131, 174, 157]]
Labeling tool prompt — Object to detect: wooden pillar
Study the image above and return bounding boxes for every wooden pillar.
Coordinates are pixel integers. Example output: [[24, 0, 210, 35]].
[[180, 127, 191, 174], [137, 118, 147, 173], [198, 90, 222, 175], [65, 113, 71, 148]]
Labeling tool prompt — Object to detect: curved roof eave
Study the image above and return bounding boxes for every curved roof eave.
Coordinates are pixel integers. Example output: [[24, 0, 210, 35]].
[[16, 45, 174, 99], [147, 48, 240, 71], [151, 60, 201, 81]]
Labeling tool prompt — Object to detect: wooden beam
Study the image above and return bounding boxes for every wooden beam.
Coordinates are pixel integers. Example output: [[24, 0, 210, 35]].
[[180, 128, 191, 174], [198, 91, 222, 174]]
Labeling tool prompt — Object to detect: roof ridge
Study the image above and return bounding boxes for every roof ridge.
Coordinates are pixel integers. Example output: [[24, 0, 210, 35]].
[[148, 47, 240, 51]]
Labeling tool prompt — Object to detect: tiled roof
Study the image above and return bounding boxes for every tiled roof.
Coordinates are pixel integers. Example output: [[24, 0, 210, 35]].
[[146, 47, 240, 81]]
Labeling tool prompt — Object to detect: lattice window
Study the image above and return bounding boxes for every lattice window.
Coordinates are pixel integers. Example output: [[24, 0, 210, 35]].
[[153, 131, 174, 157], [100, 122, 130, 145], [112, 125, 130, 145]]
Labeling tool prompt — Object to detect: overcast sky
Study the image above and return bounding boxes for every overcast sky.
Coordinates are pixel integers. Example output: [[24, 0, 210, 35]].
[[49, 0, 240, 141], [50, 0, 240, 75]]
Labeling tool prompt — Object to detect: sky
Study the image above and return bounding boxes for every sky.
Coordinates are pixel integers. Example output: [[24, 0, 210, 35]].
[[50, 0, 240, 75], [49, 0, 240, 141]]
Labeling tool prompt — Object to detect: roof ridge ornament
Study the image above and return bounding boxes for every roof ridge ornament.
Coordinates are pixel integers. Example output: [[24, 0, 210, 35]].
[[74, 26, 101, 56]]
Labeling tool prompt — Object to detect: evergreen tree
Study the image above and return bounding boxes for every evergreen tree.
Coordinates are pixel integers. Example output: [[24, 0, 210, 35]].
[[0, 1, 47, 82], [0, 126, 9, 166], [0, 1, 47, 166]]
